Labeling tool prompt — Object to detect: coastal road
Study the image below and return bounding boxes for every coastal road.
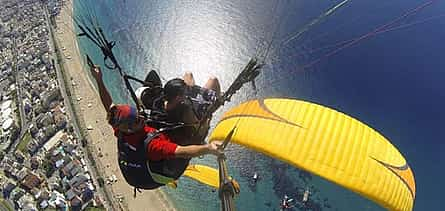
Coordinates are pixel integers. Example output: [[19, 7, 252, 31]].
[[11, 40, 28, 152], [9, 122, 29, 153], [9, 15, 28, 153], [13, 54, 26, 132]]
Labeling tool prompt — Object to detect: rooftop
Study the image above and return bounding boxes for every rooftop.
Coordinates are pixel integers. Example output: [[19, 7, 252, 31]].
[[43, 130, 65, 152]]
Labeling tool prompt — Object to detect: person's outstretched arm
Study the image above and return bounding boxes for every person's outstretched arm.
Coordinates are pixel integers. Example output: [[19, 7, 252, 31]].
[[174, 141, 222, 158], [148, 136, 222, 160], [90, 65, 113, 111]]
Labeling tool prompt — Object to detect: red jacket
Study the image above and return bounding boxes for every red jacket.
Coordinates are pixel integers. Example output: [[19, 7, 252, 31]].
[[113, 125, 178, 160]]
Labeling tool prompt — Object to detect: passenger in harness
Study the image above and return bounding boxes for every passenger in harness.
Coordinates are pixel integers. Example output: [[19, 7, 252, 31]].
[[89, 65, 223, 191], [135, 71, 220, 142]]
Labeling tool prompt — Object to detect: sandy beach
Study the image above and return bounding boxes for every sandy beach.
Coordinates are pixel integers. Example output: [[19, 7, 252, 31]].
[[53, 1, 175, 210]]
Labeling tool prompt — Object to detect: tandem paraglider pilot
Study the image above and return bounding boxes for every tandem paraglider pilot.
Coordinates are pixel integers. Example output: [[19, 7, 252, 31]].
[[89, 64, 223, 192]]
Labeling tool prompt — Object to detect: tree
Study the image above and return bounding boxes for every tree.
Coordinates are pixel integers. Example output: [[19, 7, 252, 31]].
[[45, 124, 56, 137], [42, 159, 54, 178], [97, 177, 104, 188], [9, 125, 19, 141], [81, 138, 87, 147]]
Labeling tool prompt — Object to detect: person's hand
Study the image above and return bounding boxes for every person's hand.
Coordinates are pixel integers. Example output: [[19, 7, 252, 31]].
[[90, 65, 103, 82], [207, 141, 223, 156]]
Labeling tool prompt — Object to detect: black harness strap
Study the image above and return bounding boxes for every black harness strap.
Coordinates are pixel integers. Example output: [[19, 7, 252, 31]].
[[143, 131, 161, 157], [133, 187, 142, 198], [118, 124, 187, 196]]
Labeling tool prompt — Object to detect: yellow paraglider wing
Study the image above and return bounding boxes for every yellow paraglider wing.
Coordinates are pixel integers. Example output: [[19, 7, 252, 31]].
[[183, 164, 240, 191], [183, 164, 220, 189], [209, 98, 415, 211]]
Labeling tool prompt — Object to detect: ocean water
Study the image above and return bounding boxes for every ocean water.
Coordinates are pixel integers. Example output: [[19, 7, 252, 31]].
[[74, 0, 445, 210]]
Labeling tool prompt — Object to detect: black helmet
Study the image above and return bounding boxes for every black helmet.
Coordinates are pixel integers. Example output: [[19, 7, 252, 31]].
[[164, 78, 187, 100]]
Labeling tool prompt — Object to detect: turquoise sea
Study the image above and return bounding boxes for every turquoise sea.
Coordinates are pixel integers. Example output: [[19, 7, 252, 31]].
[[74, 0, 445, 210]]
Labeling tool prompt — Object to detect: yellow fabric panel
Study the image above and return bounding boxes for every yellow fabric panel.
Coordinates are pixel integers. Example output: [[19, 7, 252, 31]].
[[209, 98, 415, 211], [183, 164, 219, 188]]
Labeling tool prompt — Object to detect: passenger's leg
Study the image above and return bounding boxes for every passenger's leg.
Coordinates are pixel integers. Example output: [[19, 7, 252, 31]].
[[203, 76, 221, 97], [182, 71, 195, 87], [198, 77, 221, 139]]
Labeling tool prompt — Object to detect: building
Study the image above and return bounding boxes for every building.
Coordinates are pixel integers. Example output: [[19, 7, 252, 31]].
[[2, 181, 16, 198], [1, 117, 13, 131], [17, 194, 37, 211], [53, 110, 67, 129], [68, 173, 89, 188], [41, 89, 61, 109], [47, 190, 67, 209], [21, 172, 42, 191], [43, 130, 65, 152], [27, 141, 39, 155], [81, 188, 94, 203], [30, 157, 40, 170], [1, 100, 12, 110], [35, 188, 50, 201], [36, 112, 54, 128], [10, 187, 25, 201], [70, 195, 82, 211], [17, 167, 28, 181], [14, 151, 25, 163]]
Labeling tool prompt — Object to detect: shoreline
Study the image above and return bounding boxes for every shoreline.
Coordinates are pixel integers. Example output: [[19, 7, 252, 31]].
[[53, 1, 176, 210]]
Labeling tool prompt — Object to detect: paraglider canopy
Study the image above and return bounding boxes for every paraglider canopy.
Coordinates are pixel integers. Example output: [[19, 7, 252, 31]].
[[210, 98, 415, 211]]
